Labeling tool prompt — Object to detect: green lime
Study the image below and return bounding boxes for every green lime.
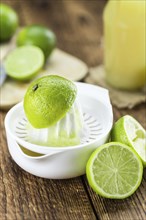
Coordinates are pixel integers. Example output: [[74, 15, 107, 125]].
[[16, 25, 56, 59], [111, 115, 146, 167], [0, 4, 19, 42], [4, 45, 44, 80], [24, 75, 77, 128], [86, 142, 143, 199]]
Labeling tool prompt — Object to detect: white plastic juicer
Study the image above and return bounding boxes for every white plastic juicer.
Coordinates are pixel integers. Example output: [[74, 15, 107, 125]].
[[5, 82, 113, 179]]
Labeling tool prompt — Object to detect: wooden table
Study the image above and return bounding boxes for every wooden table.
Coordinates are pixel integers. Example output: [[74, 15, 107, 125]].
[[0, 1, 145, 219]]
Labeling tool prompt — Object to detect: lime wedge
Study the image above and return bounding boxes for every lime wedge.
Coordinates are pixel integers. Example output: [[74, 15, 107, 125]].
[[111, 115, 146, 167], [24, 75, 77, 128], [4, 45, 44, 80], [86, 142, 143, 199]]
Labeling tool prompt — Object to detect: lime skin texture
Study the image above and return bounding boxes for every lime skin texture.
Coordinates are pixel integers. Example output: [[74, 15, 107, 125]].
[[24, 75, 77, 128], [17, 25, 56, 59]]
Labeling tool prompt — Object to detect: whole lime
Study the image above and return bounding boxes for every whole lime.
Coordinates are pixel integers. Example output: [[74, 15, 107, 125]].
[[0, 4, 19, 42], [24, 75, 77, 128], [16, 25, 56, 59]]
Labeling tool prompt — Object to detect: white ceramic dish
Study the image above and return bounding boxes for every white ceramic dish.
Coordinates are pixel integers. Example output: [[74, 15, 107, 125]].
[[5, 82, 113, 179]]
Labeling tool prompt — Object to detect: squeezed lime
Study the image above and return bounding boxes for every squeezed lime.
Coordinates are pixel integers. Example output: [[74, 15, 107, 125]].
[[24, 75, 77, 128], [111, 115, 146, 167]]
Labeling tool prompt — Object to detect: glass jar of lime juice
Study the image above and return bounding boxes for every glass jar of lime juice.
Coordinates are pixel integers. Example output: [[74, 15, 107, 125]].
[[103, 0, 146, 90]]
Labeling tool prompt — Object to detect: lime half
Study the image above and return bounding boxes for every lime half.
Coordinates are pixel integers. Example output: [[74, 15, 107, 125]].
[[24, 75, 77, 128], [86, 142, 143, 199], [111, 115, 146, 167], [5, 45, 44, 80]]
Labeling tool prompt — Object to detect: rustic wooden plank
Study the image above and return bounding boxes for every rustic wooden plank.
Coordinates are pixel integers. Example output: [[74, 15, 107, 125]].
[[38, 1, 146, 219], [1, 1, 98, 220], [1, 0, 146, 220], [83, 105, 146, 220], [83, 172, 146, 220], [0, 111, 96, 220]]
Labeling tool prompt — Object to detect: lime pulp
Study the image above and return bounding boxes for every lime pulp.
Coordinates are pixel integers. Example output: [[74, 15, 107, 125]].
[[4, 45, 44, 80], [86, 142, 143, 199], [111, 115, 146, 167]]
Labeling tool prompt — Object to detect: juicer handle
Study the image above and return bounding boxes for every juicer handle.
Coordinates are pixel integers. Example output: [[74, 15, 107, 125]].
[[90, 84, 112, 108], [76, 82, 112, 108]]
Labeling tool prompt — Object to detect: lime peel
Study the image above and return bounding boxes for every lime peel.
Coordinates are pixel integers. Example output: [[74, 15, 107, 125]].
[[24, 75, 77, 128], [16, 25, 56, 59], [0, 3, 19, 41]]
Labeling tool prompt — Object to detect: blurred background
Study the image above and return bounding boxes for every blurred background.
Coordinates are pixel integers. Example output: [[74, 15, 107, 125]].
[[1, 0, 106, 66], [1, 0, 146, 122], [0, 0, 145, 119]]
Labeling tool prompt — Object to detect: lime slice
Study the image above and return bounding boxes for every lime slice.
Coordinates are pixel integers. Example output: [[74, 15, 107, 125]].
[[4, 46, 44, 80], [111, 115, 146, 167], [86, 142, 143, 199], [24, 75, 77, 128]]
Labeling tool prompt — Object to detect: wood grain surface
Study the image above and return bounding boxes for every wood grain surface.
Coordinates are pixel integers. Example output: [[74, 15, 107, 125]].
[[0, 1, 146, 220]]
